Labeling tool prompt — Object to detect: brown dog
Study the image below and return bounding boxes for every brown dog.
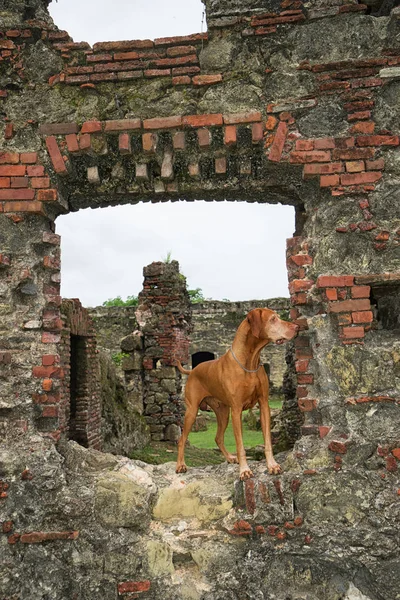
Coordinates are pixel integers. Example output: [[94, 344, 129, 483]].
[[175, 308, 299, 480]]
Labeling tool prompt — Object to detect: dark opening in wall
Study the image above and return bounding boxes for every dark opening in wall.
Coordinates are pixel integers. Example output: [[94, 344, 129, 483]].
[[69, 334, 88, 446], [363, 0, 400, 16], [370, 283, 400, 331], [192, 351, 215, 369]]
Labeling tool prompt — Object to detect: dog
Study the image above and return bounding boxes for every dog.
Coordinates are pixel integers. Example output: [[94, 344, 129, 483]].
[[175, 308, 299, 480]]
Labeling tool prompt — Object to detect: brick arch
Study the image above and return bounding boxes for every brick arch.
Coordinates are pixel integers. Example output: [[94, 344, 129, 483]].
[[0, 0, 399, 453]]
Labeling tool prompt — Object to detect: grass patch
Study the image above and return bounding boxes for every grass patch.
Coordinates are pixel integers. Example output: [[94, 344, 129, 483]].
[[129, 397, 283, 466]]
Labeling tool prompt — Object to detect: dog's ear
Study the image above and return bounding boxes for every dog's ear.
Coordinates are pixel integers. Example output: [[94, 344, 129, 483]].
[[247, 309, 264, 338]]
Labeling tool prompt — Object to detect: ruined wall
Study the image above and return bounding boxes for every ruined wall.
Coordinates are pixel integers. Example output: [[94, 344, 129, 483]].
[[0, 0, 400, 598]]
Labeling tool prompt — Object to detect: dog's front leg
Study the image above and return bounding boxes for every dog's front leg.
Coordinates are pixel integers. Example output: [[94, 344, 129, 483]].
[[231, 407, 253, 480], [259, 398, 281, 475]]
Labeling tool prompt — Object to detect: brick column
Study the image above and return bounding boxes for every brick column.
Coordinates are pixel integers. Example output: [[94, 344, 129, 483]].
[[136, 261, 192, 441]]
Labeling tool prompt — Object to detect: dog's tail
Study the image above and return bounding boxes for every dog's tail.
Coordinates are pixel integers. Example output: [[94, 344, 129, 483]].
[[174, 360, 191, 375]]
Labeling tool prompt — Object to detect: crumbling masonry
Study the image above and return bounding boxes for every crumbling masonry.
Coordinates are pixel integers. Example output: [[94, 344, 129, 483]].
[[0, 0, 399, 598]]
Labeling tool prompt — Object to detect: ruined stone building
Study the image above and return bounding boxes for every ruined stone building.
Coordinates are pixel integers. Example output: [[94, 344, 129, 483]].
[[0, 0, 400, 598]]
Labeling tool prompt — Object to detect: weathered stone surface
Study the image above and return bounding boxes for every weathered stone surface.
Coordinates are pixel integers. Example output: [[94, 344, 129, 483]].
[[95, 469, 155, 528], [1, 0, 400, 597]]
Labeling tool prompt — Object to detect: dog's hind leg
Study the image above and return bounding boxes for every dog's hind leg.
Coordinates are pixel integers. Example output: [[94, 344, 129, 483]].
[[206, 398, 238, 464], [176, 379, 208, 474]]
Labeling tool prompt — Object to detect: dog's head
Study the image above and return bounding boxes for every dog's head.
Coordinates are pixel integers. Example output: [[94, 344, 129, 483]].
[[247, 308, 299, 345]]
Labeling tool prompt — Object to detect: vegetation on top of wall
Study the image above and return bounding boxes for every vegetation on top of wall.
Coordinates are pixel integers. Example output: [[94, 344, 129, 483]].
[[102, 295, 138, 307]]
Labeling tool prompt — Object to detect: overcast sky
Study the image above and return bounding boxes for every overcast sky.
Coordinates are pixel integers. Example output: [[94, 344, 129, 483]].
[[49, 0, 295, 307]]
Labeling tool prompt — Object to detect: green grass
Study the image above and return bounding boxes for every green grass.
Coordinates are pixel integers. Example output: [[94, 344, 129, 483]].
[[129, 398, 283, 466]]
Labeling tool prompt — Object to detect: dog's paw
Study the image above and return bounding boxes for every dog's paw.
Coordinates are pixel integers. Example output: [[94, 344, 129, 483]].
[[267, 462, 282, 475], [176, 464, 187, 474], [239, 468, 254, 480], [226, 453, 239, 464]]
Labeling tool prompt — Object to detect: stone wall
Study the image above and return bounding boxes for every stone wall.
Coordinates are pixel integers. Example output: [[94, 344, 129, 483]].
[[1, 0, 400, 598]]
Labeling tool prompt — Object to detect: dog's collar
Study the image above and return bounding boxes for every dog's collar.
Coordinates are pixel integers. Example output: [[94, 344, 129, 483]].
[[229, 346, 263, 373]]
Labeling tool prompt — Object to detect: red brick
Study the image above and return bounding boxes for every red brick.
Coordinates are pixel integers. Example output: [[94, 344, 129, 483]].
[[340, 171, 382, 186], [375, 230, 390, 241], [118, 581, 151, 594], [173, 132, 185, 149], [39, 123, 79, 136], [298, 398, 316, 411], [349, 121, 375, 135], [104, 118, 141, 131], [20, 152, 38, 164], [320, 174, 339, 187], [386, 456, 397, 472], [42, 332, 61, 344], [290, 151, 331, 164], [351, 286, 370, 298], [291, 254, 313, 266], [144, 68, 171, 78], [167, 45, 197, 57], [313, 138, 335, 150], [295, 359, 309, 373], [143, 116, 182, 129], [317, 275, 354, 287], [93, 40, 154, 52], [297, 374, 314, 385], [11, 177, 29, 188], [215, 157, 227, 174], [81, 120, 102, 134], [154, 33, 207, 46], [155, 54, 198, 68], [303, 163, 343, 178], [0, 152, 19, 164], [197, 128, 211, 147], [119, 133, 131, 154], [79, 134, 91, 152], [142, 132, 157, 152], [3, 201, 43, 213], [224, 125, 237, 146], [4, 123, 14, 139], [329, 299, 370, 313], [42, 354, 58, 366], [42, 379, 52, 391], [66, 134, 80, 152], [366, 158, 384, 171], [332, 147, 375, 160], [295, 140, 314, 151], [289, 279, 313, 293], [36, 189, 56, 202], [30, 177, 50, 189], [172, 66, 200, 76], [0, 177, 10, 188], [183, 114, 223, 128], [319, 426, 331, 439], [0, 188, 35, 200], [45, 137, 67, 175], [265, 115, 278, 130], [223, 111, 262, 125], [347, 110, 372, 121], [342, 326, 365, 339], [87, 53, 113, 62], [326, 288, 338, 301], [192, 74, 223, 86], [172, 76, 191, 85], [0, 165, 26, 177], [356, 135, 399, 147], [27, 165, 45, 177], [20, 531, 79, 544], [269, 122, 288, 162], [345, 160, 365, 173], [252, 122, 264, 143], [352, 311, 373, 323], [392, 448, 400, 460], [328, 441, 347, 454]]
